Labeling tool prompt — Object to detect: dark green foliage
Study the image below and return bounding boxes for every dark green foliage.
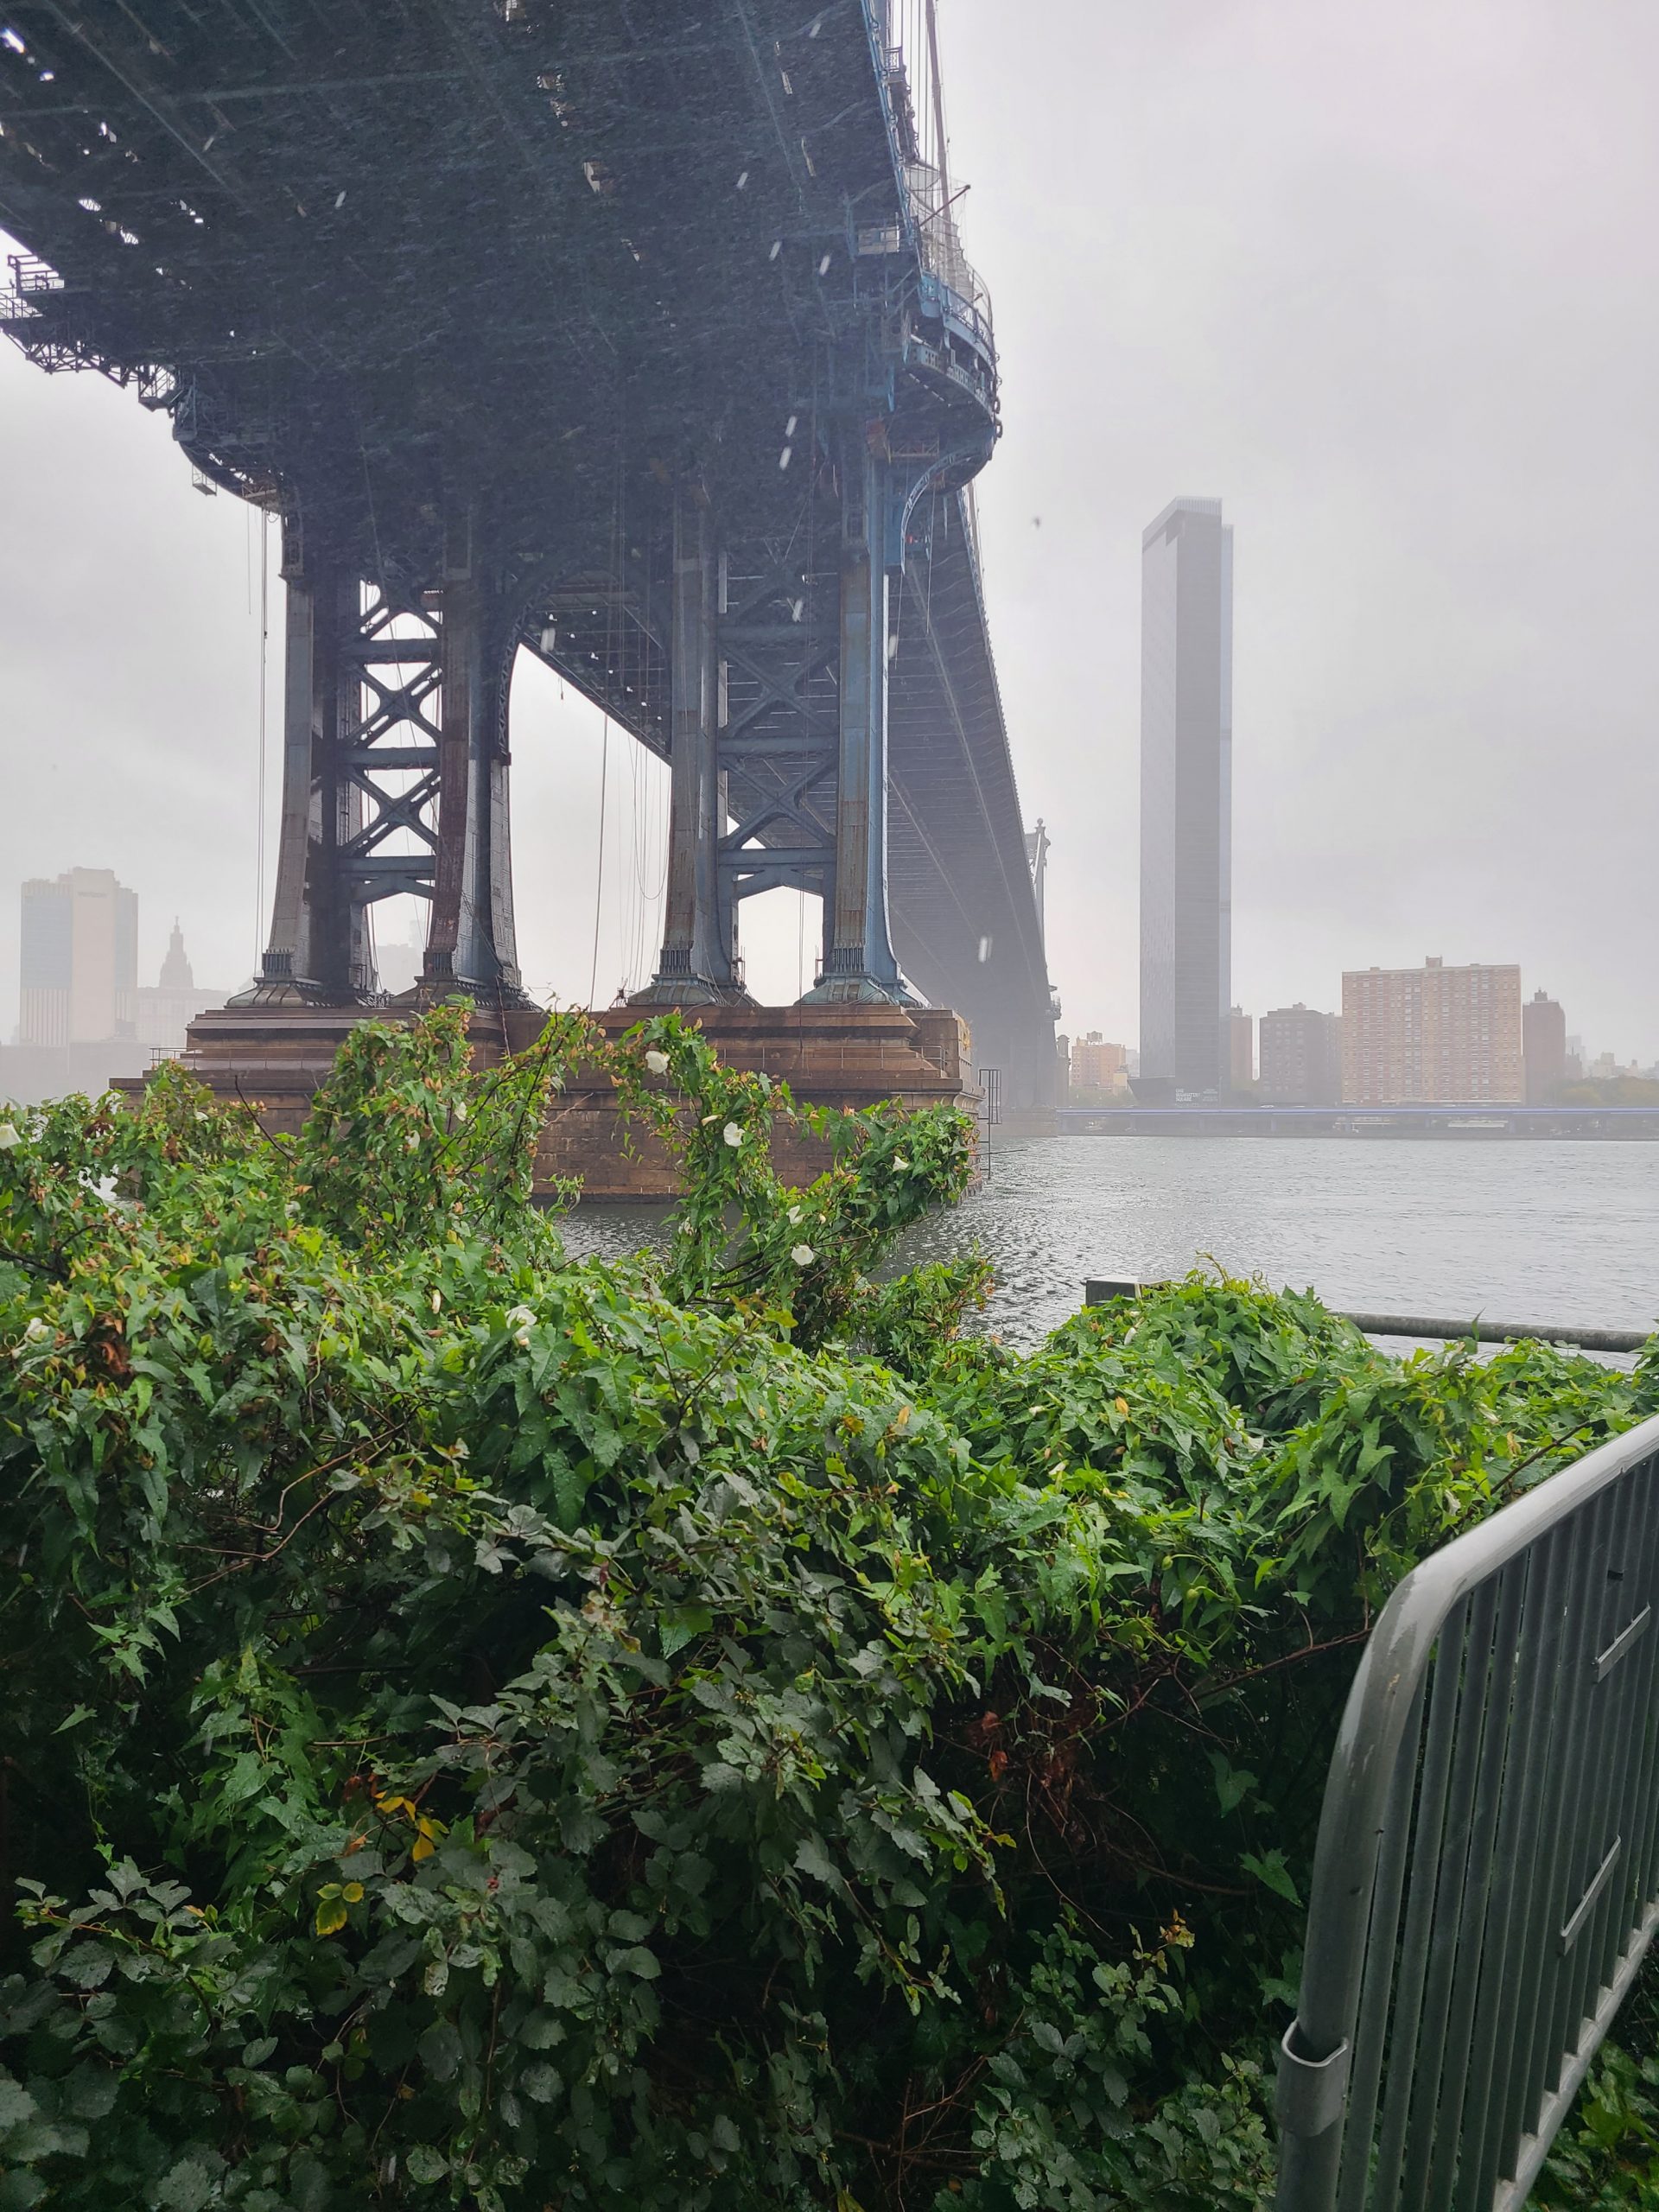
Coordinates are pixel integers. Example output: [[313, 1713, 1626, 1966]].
[[0, 1009, 1649, 2209], [1531, 1954, 1659, 2209]]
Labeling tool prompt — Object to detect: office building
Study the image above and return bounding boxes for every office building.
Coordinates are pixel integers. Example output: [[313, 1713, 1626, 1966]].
[[1341, 957, 1522, 1105], [1260, 1003, 1343, 1105], [1522, 990, 1567, 1104], [135, 920, 224, 1052], [1139, 498, 1232, 1102], [1228, 1007, 1254, 1093], [20, 868, 138, 1046], [373, 915, 427, 999], [5, 879, 224, 1105]]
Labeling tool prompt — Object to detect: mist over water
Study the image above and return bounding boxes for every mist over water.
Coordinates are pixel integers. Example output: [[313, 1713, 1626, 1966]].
[[564, 1138, 1659, 1352]]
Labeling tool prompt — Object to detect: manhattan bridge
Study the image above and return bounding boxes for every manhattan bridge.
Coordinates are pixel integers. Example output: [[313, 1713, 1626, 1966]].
[[0, 0, 1058, 1122]]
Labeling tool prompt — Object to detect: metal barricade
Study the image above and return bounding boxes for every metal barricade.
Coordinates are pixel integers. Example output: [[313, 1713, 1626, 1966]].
[[1277, 1411, 1659, 2212]]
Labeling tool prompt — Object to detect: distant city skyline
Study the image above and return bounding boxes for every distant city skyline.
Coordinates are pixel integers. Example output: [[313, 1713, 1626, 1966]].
[[3, 866, 225, 1106], [19, 866, 137, 1049], [1065, 970, 1651, 1090]]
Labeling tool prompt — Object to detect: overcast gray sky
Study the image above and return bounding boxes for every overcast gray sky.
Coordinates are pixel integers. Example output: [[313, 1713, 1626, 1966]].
[[3, 0, 1657, 1057]]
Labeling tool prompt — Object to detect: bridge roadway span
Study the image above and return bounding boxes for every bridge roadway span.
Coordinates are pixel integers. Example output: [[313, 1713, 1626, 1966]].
[[0, 0, 1058, 1105]]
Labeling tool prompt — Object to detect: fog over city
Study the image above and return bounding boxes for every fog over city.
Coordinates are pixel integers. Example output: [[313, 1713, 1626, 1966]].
[[3, 0, 1656, 1058]]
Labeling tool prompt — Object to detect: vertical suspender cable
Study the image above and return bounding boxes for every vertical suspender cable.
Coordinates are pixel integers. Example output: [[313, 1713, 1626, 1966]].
[[925, 0, 950, 206], [253, 509, 270, 967], [588, 715, 610, 1008]]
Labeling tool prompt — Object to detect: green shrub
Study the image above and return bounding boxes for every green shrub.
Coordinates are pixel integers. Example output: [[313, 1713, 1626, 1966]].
[[0, 1007, 1646, 2209]]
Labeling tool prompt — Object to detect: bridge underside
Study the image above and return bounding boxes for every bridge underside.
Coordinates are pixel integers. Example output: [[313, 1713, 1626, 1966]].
[[0, 0, 1058, 1104]]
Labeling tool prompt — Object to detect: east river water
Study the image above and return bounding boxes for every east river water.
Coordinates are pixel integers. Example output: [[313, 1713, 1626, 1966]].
[[561, 1136, 1659, 1352]]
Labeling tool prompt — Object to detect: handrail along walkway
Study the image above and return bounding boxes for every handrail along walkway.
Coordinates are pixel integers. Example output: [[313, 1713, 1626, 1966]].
[[1084, 1279, 1649, 1357], [1276, 1411, 1659, 2210]]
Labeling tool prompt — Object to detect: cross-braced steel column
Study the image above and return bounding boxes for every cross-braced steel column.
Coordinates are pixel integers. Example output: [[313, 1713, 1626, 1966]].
[[254, 510, 524, 1005], [803, 427, 910, 1004], [633, 489, 734, 1005], [260, 525, 390, 997]]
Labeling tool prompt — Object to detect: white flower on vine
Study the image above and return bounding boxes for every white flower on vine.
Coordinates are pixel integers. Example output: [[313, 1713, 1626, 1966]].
[[787, 1205, 804, 1224], [791, 1243, 815, 1268], [644, 1048, 671, 1076], [514, 1328, 531, 1349], [430, 1290, 442, 1313], [0, 1125, 20, 1151], [453, 1103, 467, 1122], [22, 1317, 48, 1342], [722, 1122, 743, 1147], [893, 1155, 910, 1171], [506, 1304, 535, 1328]]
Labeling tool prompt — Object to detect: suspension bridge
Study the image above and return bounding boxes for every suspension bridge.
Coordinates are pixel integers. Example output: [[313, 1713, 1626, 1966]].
[[0, 0, 1058, 1160]]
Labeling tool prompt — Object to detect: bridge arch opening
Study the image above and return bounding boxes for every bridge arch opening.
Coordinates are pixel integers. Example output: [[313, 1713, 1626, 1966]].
[[735, 883, 825, 1007], [507, 649, 668, 1011]]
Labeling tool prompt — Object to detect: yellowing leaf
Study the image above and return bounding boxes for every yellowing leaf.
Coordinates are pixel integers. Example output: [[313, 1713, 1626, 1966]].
[[340, 1882, 364, 1904], [315, 1898, 348, 1936], [410, 1813, 448, 1863]]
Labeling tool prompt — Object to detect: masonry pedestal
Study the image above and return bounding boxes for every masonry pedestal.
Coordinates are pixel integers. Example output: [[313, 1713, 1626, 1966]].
[[110, 995, 541, 1140], [539, 1003, 972, 1198], [119, 999, 974, 1201]]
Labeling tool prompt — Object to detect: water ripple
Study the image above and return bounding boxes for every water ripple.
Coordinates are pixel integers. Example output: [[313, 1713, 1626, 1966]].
[[560, 1135, 1659, 1352]]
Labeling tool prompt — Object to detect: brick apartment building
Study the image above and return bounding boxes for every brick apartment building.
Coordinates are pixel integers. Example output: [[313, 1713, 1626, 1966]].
[[1341, 957, 1522, 1105], [1068, 1033, 1128, 1096], [1259, 1003, 1343, 1105], [1522, 990, 1567, 1103]]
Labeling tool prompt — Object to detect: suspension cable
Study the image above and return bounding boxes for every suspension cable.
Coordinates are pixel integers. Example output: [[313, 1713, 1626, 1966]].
[[253, 508, 270, 967], [588, 713, 610, 1008]]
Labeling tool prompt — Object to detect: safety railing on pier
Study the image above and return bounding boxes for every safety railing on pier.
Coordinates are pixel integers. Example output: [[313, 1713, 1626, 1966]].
[[0, 251, 55, 328], [868, 3, 995, 354], [900, 159, 994, 349], [1277, 1409, 1659, 2211]]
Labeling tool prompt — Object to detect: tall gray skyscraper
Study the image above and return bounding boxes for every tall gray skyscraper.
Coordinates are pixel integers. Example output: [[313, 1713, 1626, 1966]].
[[1139, 497, 1233, 1101], [19, 867, 138, 1047]]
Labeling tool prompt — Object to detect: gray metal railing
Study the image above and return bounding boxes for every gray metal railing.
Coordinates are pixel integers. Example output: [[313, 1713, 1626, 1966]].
[[1277, 1410, 1659, 2210], [1082, 1279, 1649, 1357], [901, 159, 993, 342]]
